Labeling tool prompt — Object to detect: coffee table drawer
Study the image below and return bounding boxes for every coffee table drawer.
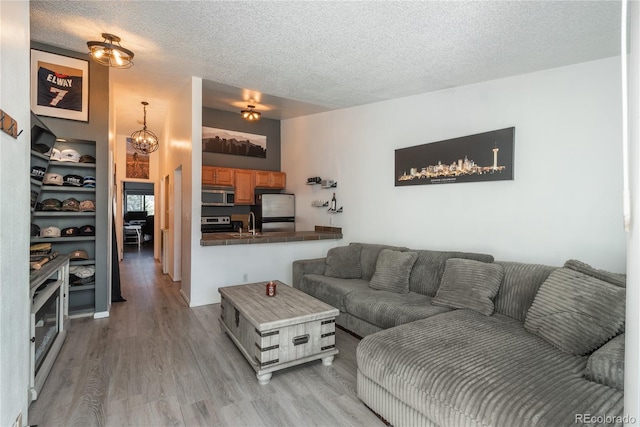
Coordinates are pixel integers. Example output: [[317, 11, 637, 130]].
[[256, 318, 336, 367]]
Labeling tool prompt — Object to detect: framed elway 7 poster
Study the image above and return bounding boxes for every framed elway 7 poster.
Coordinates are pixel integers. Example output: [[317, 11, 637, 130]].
[[30, 49, 89, 122]]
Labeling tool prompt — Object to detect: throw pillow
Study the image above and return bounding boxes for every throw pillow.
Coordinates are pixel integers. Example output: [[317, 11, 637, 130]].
[[432, 258, 504, 316], [324, 245, 362, 279], [369, 249, 418, 293], [524, 268, 625, 356]]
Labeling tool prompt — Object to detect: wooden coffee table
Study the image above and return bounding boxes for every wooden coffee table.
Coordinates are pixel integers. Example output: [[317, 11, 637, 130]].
[[218, 281, 339, 384]]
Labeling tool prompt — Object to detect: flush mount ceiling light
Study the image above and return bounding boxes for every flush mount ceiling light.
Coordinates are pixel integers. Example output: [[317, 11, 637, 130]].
[[241, 105, 261, 121], [130, 102, 159, 154], [87, 33, 134, 69]]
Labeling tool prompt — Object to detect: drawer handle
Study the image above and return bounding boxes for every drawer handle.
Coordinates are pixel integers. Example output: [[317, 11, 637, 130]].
[[292, 334, 309, 346], [235, 308, 240, 328]]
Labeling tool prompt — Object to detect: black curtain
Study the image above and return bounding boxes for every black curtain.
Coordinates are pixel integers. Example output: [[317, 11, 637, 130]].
[[111, 213, 126, 302]]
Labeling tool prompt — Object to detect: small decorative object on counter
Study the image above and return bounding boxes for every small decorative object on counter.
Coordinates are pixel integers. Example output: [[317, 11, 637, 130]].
[[266, 280, 277, 297], [330, 193, 337, 211]]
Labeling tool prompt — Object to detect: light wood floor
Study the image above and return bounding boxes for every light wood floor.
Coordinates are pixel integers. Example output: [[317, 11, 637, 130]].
[[28, 245, 384, 427]]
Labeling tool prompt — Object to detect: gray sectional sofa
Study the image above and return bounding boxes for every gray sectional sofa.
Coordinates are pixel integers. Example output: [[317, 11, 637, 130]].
[[292, 242, 626, 427]]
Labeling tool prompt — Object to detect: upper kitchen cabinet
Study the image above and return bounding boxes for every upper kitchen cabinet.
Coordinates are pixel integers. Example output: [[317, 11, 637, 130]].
[[203, 166, 235, 187], [255, 170, 286, 189], [234, 169, 255, 205]]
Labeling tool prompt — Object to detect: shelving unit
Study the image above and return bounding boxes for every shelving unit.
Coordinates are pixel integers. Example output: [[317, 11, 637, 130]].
[[30, 137, 98, 317], [306, 177, 343, 213]]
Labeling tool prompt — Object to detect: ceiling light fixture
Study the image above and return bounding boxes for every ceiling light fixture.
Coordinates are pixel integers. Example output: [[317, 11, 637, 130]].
[[87, 33, 134, 69], [241, 105, 261, 121], [130, 102, 159, 154]]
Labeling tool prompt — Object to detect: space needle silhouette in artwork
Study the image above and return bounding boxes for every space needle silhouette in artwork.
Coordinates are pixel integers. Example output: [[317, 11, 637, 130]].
[[398, 142, 506, 181]]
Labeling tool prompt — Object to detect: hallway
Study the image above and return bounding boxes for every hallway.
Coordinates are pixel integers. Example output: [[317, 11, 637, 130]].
[[28, 247, 380, 426]]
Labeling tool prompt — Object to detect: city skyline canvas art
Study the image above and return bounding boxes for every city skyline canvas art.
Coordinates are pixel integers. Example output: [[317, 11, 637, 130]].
[[395, 127, 515, 186]]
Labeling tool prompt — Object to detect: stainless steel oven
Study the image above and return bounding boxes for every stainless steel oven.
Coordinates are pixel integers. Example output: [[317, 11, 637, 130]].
[[202, 187, 234, 206]]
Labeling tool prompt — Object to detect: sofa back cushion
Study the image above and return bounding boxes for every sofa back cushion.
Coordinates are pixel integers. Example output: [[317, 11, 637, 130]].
[[494, 261, 557, 322], [325, 245, 362, 279], [524, 268, 625, 356], [408, 250, 494, 296], [352, 243, 408, 281]]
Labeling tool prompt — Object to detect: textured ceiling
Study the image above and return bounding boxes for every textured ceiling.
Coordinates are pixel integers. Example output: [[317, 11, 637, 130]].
[[29, 1, 621, 137]]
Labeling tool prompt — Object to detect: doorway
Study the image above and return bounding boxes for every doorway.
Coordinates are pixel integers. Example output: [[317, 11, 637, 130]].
[[122, 182, 155, 257], [172, 167, 182, 281]]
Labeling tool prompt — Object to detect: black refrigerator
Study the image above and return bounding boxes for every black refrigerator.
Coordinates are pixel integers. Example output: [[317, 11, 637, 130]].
[[251, 193, 295, 232]]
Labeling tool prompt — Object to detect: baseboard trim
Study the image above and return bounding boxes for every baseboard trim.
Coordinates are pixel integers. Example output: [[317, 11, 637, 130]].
[[179, 289, 191, 306], [93, 311, 110, 319]]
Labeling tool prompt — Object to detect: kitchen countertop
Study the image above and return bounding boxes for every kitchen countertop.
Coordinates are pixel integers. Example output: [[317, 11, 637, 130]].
[[200, 226, 342, 246]]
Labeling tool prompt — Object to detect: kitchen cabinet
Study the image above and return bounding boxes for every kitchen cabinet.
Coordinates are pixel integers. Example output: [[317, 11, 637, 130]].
[[234, 169, 255, 205], [255, 170, 286, 189], [202, 166, 235, 187]]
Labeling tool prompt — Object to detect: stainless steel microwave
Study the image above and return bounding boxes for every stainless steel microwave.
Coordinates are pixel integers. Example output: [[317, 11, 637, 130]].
[[202, 188, 234, 206]]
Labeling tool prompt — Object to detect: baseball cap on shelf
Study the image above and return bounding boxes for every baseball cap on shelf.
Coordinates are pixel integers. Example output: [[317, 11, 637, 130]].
[[61, 227, 78, 237], [70, 249, 89, 260], [32, 143, 50, 154], [31, 223, 40, 237], [46, 147, 62, 161], [40, 226, 61, 238], [79, 154, 96, 163], [78, 224, 95, 236], [41, 198, 62, 211], [83, 176, 96, 188], [79, 200, 96, 212], [30, 191, 38, 206], [61, 198, 80, 212], [31, 166, 46, 181], [59, 149, 80, 163], [63, 174, 83, 187], [30, 242, 52, 253], [43, 173, 64, 186]]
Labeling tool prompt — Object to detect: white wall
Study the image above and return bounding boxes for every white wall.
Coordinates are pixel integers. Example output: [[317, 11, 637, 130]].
[[283, 57, 626, 273], [160, 77, 198, 301], [0, 1, 30, 425]]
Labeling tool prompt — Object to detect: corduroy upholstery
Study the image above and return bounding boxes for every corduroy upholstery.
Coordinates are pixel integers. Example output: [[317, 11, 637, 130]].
[[432, 258, 504, 316], [353, 242, 409, 281], [524, 268, 625, 355], [357, 310, 624, 427], [369, 249, 418, 293], [585, 333, 625, 391], [408, 250, 494, 296], [494, 261, 556, 321], [296, 274, 370, 312], [345, 290, 451, 329], [325, 244, 362, 279]]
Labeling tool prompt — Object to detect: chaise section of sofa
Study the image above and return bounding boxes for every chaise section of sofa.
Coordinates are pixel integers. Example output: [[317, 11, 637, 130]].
[[357, 310, 623, 427]]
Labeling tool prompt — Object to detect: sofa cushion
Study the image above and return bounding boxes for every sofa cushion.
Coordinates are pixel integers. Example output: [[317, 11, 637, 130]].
[[408, 250, 494, 297], [494, 261, 556, 322], [324, 245, 362, 279], [345, 290, 451, 329], [353, 243, 408, 281], [297, 274, 370, 312], [357, 310, 623, 427], [564, 259, 626, 288], [369, 249, 418, 293], [585, 333, 624, 391], [524, 268, 625, 356], [432, 258, 504, 316]]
